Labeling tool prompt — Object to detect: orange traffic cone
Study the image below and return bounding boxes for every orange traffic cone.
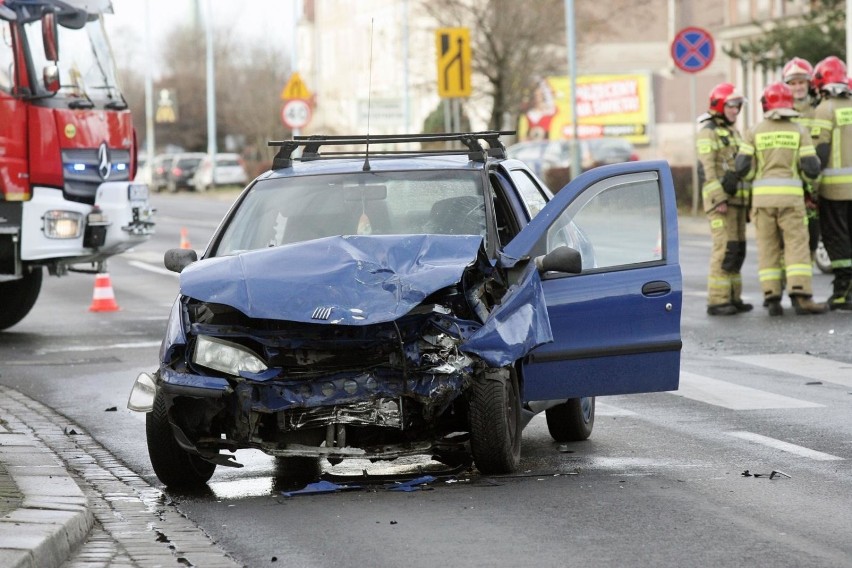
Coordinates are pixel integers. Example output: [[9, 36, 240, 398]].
[[180, 227, 192, 249], [89, 273, 120, 312]]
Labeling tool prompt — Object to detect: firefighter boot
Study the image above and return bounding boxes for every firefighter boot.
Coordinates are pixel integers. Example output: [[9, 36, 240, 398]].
[[827, 274, 852, 311], [707, 303, 738, 316], [732, 300, 753, 312], [791, 295, 829, 315], [765, 297, 783, 316]]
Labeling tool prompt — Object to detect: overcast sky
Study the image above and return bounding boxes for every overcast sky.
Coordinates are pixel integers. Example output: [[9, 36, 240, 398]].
[[105, 0, 295, 74]]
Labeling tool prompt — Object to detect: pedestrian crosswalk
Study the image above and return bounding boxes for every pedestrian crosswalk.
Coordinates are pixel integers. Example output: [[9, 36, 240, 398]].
[[591, 352, 850, 462], [671, 371, 823, 410], [727, 353, 852, 389]]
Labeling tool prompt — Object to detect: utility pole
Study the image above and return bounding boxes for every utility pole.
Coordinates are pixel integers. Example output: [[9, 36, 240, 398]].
[[205, 0, 217, 166]]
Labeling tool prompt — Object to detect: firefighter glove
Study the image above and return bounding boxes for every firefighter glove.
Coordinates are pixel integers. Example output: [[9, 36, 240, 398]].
[[721, 171, 738, 196]]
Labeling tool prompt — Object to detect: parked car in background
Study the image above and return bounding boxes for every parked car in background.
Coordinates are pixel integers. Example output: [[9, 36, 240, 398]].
[[507, 137, 639, 191], [166, 152, 206, 193], [191, 153, 249, 192], [151, 154, 175, 193], [127, 131, 682, 488]]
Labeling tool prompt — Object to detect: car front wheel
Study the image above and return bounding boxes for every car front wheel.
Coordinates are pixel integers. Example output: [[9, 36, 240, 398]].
[[469, 367, 521, 475], [545, 397, 595, 442], [146, 389, 216, 488]]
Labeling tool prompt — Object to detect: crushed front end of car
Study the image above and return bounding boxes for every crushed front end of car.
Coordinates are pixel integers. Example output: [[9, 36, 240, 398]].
[[131, 233, 552, 485]]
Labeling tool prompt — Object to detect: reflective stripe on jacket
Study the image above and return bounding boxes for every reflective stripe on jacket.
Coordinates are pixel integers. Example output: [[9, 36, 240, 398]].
[[812, 96, 852, 200], [740, 118, 816, 208]]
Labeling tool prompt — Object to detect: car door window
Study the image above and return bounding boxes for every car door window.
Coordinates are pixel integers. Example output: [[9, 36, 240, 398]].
[[547, 172, 662, 270], [508, 169, 548, 219]]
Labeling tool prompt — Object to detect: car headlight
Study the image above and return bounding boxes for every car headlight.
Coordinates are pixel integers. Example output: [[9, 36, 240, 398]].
[[193, 335, 267, 375]]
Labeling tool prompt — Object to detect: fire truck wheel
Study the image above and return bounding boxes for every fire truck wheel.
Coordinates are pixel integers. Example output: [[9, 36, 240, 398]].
[[0, 267, 42, 331]]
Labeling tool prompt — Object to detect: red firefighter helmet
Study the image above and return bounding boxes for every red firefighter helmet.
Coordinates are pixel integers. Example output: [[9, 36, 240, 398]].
[[813, 56, 848, 91], [782, 57, 813, 83], [708, 83, 743, 115], [761, 82, 794, 112]]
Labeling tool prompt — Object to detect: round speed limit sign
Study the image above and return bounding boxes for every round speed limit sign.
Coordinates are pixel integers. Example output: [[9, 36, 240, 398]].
[[281, 99, 312, 129]]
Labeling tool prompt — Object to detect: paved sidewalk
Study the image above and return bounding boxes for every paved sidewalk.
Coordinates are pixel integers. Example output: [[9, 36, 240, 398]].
[[0, 385, 241, 568], [0, 392, 94, 568]]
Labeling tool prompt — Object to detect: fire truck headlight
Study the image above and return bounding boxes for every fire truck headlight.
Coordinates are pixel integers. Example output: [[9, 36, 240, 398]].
[[43, 210, 83, 239]]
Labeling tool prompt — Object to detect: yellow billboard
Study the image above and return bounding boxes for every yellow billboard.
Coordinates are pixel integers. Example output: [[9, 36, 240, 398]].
[[518, 74, 651, 144]]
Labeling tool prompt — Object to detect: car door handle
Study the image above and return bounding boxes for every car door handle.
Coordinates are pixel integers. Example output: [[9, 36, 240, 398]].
[[642, 280, 671, 296]]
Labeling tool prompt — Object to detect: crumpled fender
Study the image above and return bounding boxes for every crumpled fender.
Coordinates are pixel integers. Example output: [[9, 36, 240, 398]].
[[462, 260, 552, 367]]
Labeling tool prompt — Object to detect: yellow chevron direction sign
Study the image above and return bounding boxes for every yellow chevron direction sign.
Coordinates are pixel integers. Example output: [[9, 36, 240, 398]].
[[281, 72, 312, 101], [435, 28, 472, 98]]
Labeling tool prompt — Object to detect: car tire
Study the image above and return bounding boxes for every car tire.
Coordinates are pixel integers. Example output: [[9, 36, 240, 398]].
[[469, 367, 521, 475], [146, 389, 216, 488], [815, 239, 833, 274], [545, 397, 595, 442], [0, 267, 42, 331]]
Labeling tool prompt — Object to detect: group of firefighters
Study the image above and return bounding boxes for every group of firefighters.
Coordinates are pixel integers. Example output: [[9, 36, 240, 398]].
[[699, 55, 852, 316]]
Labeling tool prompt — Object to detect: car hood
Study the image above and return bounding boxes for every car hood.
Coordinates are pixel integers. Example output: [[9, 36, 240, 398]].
[[180, 234, 486, 325]]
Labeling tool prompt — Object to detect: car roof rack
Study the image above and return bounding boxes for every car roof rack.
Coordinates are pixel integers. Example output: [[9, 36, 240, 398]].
[[268, 131, 515, 169]]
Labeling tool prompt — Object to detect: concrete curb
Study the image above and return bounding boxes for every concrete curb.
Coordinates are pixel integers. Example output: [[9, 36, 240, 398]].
[[0, 431, 94, 568]]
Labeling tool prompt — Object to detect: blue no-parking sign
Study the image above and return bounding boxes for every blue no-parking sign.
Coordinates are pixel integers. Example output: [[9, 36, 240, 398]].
[[671, 27, 715, 73]]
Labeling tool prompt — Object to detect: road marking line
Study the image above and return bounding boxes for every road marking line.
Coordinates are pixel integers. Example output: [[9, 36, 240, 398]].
[[595, 402, 637, 416], [727, 431, 844, 461], [36, 341, 162, 354], [127, 260, 179, 278], [671, 372, 823, 410], [727, 353, 852, 389]]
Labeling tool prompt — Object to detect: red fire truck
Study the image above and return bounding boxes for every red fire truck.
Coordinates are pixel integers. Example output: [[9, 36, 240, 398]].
[[0, 0, 153, 330]]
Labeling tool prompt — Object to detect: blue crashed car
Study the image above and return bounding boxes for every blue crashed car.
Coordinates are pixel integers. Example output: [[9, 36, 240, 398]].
[[128, 132, 682, 488]]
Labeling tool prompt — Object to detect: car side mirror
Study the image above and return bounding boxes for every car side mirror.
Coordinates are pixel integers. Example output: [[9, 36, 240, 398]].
[[42, 11, 58, 61], [164, 248, 197, 273], [43, 64, 59, 93], [534, 246, 582, 274]]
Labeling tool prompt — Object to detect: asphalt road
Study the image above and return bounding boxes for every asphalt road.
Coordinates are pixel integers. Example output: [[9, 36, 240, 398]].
[[1, 191, 850, 567]]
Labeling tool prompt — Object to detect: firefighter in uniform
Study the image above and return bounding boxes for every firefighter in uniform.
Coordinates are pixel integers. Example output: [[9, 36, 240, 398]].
[[735, 82, 827, 315], [810, 56, 852, 310], [697, 83, 752, 315], [783, 57, 822, 259]]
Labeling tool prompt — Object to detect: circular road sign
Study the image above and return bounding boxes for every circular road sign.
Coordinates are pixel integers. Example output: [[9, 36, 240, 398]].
[[671, 27, 715, 73], [281, 99, 312, 129]]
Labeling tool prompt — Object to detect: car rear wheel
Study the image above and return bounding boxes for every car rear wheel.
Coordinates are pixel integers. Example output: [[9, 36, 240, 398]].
[[545, 397, 595, 442], [0, 267, 42, 331], [469, 367, 521, 475], [146, 389, 216, 488]]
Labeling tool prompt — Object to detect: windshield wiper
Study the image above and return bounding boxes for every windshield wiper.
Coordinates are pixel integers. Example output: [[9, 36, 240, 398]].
[[69, 98, 95, 109], [105, 100, 127, 110]]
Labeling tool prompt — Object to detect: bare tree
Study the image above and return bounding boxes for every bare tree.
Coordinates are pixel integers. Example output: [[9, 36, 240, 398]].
[[421, 0, 567, 131], [218, 44, 290, 174], [117, 21, 289, 174]]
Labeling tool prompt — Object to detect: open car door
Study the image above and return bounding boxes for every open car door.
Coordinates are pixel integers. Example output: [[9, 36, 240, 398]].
[[502, 160, 682, 402]]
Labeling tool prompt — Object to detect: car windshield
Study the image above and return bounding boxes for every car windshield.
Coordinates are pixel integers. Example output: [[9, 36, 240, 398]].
[[214, 170, 486, 256]]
